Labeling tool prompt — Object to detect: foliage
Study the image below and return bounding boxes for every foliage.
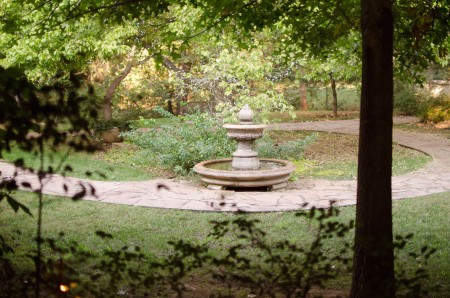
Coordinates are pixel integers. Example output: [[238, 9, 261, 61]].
[[122, 112, 235, 174], [393, 0, 450, 80], [393, 80, 421, 115], [216, 90, 296, 123], [203, 204, 354, 297], [0, 234, 14, 293], [394, 234, 437, 297], [419, 96, 450, 123], [1, 1, 449, 296], [191, 44, 296, 122], [0, 3, 136, 82], [0, 66, 99, 297], [160, 25, 298, 122], [394, 80, 450, 123], [0, 0, 177, 83], [256, 133, 318, 160], [0, 67, 96, 156], [91, 118, 132, 132]]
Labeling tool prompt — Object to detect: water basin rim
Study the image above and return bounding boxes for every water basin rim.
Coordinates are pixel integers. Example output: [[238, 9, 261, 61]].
[[194, 158, 295, 176]]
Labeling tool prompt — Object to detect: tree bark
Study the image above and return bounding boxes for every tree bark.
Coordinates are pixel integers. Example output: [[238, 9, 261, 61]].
[[161, 58, 188, 115], [102, 61, 134, 120], [102, 46, 138, 121], [329, 72, 338, 117], [300, 81, 308, 111], [350, 0, 395, 297], [299, 68, 308, 111]]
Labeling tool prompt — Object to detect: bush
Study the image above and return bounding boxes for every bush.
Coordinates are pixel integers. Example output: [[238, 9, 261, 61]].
[[393, 81, 420, 115], [394, 80, 450, 123], [123, 111, 320, 174], [418, 96, 450, 123], [256, 133, 318, 160], [91, 118, 132, 132], [122, 112, 235, 174]]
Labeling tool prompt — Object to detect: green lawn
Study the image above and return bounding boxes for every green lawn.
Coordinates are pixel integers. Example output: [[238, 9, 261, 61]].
[[293, 144, 432, 180], [0, 144, 157, 181], [1, 191, 449, 296]]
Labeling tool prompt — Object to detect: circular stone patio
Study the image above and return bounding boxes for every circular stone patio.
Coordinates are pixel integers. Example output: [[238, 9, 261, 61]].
[[1, 117, 449, 212]]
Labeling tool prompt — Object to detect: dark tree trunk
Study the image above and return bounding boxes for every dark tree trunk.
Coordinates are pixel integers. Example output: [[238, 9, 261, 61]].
[[299, 68, 308, 111], [161, 58, 191, 115], [325, 85, 329, 110], [300, 81, 308, 111], [350, 0, 395, 297], [102, 60, 134, 121], [329, 72, 338, 117], [167, 99, 174, 114]]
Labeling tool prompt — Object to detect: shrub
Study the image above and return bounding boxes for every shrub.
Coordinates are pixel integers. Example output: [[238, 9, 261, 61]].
[[122, 112, 235, 174], [256, 133, 318, 160], [394, 80, 450, 123], [393, 81, 420, 115], [418, 96, 450, 123], [91, 118, 132, 132]]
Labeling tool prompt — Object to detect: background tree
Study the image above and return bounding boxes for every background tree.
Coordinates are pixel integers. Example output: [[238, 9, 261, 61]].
[[0, 0, 175, 120]]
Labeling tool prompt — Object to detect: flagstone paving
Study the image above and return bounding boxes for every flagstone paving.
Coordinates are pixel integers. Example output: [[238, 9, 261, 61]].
[[1, 117, 449, 212]]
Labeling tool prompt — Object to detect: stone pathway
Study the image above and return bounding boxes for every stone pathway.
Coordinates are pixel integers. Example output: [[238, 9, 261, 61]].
[[1, 117, 449, 212]]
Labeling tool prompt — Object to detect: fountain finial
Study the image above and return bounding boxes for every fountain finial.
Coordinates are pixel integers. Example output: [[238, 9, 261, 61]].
[[238, 104, 254, 124]]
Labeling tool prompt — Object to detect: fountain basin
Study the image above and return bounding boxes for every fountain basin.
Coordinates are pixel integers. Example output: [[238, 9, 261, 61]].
[[193, 158, 296, 191], [223, 123, 267, 140]]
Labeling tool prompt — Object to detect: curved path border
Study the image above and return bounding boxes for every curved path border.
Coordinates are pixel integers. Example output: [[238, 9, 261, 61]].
[[1, 117, 449, 212]]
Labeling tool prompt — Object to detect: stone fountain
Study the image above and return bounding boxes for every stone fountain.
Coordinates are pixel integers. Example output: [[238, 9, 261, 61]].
[[193, 105, 295, 191]]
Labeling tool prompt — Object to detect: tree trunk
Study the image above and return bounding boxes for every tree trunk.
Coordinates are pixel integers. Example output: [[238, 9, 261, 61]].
[[350, 0, 395, 297], [102, 61, 134, 120], [299, 68, 308, 111], [329, 72, 338, 117], [102, 46, 137, 121], [161, 58, 193, 115], [325, 85, 329, 110], [300, 81, 308, 111], [167, 99, 174, 115]]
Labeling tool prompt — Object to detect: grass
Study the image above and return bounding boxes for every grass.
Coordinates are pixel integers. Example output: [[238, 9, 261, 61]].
[[266, 131, 432, 180], [0, 143, 157, 181], [1, 191, 449, 296]]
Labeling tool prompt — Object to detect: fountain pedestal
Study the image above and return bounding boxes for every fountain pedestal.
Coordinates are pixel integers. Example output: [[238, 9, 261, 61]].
[[223, 105, 266, 171], [193, 105, 295, 191], [232, 140, 259, 170]]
